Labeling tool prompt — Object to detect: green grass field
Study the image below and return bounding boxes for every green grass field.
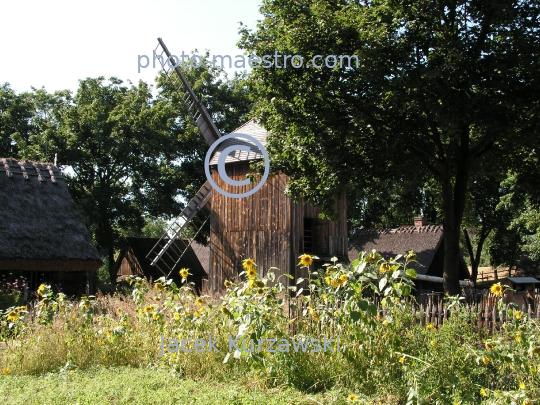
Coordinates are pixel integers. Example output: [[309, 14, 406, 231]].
[[0, 366, 348, 405]]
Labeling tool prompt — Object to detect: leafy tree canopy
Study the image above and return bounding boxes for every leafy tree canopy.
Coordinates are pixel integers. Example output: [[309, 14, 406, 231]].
[[240, 0, 540, 293]]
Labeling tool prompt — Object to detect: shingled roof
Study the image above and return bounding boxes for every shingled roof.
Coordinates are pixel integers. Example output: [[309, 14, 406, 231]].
[[0, 158, 102, 272], [348, 225, 444, 275], [209, 119, 268, 165]]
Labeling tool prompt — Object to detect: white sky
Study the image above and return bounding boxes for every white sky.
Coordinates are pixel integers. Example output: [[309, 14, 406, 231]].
[[0, 0, 263, 94]]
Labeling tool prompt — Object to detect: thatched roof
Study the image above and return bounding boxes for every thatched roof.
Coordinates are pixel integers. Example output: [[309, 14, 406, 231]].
[[0, 158, 102, 272], [209, 119, 268, 165], [115, 237, 208, 281], [348, 225, 444, 275]]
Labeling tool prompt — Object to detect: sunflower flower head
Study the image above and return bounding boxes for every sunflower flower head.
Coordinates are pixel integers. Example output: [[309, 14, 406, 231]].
[[7, 311, 19, 322], [144, 305, 156, 314], [299, 254, 313, 267], [490, 283, 503, 296], [179, 268, 190, 279], [379, 263, 392, 274], [246, 266, 257, 279], [154, 283, 165, 292], [347, 394, 358, 403], [242, 258, 255, 271]]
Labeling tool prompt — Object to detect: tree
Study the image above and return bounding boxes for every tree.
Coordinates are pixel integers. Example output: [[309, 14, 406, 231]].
[[0, 83, 34, 157], [240, 0, 540, 294], [7, 58, 252, 283]]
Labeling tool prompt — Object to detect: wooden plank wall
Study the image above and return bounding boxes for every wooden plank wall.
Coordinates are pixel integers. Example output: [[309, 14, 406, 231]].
[[210, 163, 292, 291], [291, 190, 348, 290], [209, 163, 348, 292]]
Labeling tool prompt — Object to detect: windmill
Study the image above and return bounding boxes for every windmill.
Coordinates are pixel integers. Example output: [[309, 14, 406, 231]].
[[147, 38, 349, 293], [145, 38, 220, 279]]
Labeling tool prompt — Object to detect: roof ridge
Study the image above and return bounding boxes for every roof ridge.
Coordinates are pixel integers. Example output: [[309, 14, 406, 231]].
[[228, 118, 258, 134]]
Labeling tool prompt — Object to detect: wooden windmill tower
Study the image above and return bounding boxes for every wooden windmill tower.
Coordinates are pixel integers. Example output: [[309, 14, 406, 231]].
[[147, 38, 348, 292]]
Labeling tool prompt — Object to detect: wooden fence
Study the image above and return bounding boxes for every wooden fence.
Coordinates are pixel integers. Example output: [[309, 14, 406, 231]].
[[291, 292, 540, 335]]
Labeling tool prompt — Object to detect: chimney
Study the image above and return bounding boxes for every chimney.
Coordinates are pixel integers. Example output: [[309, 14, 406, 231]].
[[414, 216, 426, 227]]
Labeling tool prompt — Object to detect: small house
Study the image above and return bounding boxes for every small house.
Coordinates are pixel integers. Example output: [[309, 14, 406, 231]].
[[501, 277, 539, 311], [115, 237, 209, 293], [348, 217, 470, 294], [0, 158, 102, 296]]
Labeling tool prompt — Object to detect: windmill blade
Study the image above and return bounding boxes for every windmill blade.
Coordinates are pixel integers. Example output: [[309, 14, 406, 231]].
[[146, 181, 212, 276], [155, 37, 221, 146]]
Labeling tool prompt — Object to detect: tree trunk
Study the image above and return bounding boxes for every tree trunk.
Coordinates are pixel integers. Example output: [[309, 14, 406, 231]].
[[463, 228, 490, 286], [108, 244, 116, 285], [441, 134, 470, 295]]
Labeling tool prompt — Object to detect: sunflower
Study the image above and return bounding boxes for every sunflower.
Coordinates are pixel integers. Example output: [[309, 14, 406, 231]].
[[490, 283, 503, 296], [154, 283, 165, 292], [482, 356, 491, 365], [224, 280, 233, 288], [299, 254, 313, 267], [144, 305, 156, 314], [37, 284, 46, 297], [516, 333, 522, 342], [399, 357, 405, 364], [246, 267, 257, 279], [480, 388, 488, 397], [339, 274, 348, 282], [365, 250, 382, 263], [7, 311, 19, 322], [174, 312, 181, 320], [406, 251, 417, 262], [195, 297, 205, 306], [347, 394, 358, 403], [531, 347, 540, 355], [330, 279, 341, 288], [309, 305, 320, 320], [485, 341, 494, 351], [324, 276, 331, 285], [179, 268, 190, 279], [242, 258, 256, 271], [514, 310, 522, 320], [519, 382, 526, 390], [379, 263, 392, 273]]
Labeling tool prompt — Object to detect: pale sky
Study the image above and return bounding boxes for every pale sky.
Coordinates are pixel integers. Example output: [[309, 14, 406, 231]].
[[0, 0, 263, 94]]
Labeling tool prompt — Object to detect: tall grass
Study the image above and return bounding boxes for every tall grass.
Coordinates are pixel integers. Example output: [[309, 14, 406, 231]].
[[1, 251, 539, 404]]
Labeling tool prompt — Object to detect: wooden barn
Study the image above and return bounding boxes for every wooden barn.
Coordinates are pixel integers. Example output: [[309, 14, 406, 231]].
[[116, 237, 209, 293], [348, 216, 470, 294], [0, 158, 102, 296], [207, 120, 348, 292]]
